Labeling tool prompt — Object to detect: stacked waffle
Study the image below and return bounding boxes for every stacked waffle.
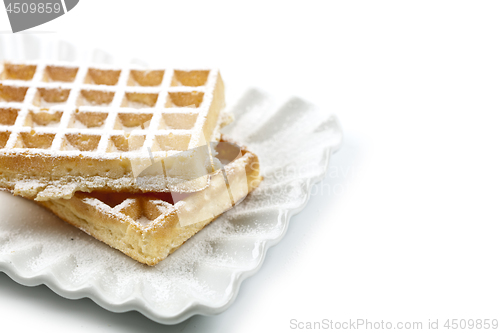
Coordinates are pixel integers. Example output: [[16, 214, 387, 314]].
[[0, 61, 262, 265]]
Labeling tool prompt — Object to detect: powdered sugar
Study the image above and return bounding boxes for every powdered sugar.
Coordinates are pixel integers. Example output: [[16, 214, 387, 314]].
[[0, 87, 342, 323], [0, 61, 221, 159], [0, 61, 228, 200]]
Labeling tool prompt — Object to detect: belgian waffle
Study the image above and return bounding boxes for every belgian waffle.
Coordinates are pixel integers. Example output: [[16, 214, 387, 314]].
[[0, 61, 227, 201], [35, 137, 262, 266]]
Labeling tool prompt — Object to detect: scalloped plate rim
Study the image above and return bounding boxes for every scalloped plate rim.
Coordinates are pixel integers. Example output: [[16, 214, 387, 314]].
[[0, 132, 342, 324]]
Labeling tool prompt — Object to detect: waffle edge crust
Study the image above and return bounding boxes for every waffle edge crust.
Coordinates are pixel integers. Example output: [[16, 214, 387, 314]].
[[0, 62, 226, 200], [35, 142, 262, 266]]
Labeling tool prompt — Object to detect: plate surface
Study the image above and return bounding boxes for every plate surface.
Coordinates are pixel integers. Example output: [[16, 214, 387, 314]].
[[0, 36, 342, 324]]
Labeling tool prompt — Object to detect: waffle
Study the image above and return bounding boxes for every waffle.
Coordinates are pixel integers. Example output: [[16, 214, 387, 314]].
[[35, 137, 262, 266], [0, 61, 227, 201]]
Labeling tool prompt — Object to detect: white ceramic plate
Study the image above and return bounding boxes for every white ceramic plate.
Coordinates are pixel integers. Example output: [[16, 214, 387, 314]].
[[0, 36, 342, 324]]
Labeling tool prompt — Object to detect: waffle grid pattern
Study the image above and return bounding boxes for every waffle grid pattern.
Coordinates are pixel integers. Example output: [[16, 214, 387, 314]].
[[83, 191, 175, 228], [0, 61, 220, 158]]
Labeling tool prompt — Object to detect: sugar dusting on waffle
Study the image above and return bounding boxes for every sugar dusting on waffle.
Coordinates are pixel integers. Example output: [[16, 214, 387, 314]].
[[0, 61, 221, 158], [0, 61, 227, 199], [32, 139, 263, 265]]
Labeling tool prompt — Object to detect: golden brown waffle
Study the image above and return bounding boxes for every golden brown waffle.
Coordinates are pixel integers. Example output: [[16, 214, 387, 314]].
[[35, 138, 262, 266], [0, 61, 227, 200]]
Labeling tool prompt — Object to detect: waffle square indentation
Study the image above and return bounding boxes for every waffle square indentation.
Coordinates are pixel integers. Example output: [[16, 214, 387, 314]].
[[137, 197, 166, 221], [0, 85, 28, 102], [116, 197, 167, 223], [63, 134, 101, 151], [1, 64, 37, 81], [128, 70, 164, 87], [0, 108, 19, 125], [108, 134, 146, 152], [44, 66, 78, 82], [122, 92, 158, 108], [85, 68, 121, 86], [0, 131, 11, 148], [78, 90, 115, 106], [69, 110, 108, 128], [114, 113, 152, 131], [25, 110, 63, 127], [160, 112, 198, 130], [166, 92, 204, 108], [18, 131, 55, 149], [34, 88, 71, 106], [171, 70, 209, 87]]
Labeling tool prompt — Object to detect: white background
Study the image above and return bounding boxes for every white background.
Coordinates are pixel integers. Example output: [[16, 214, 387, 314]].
[[1, 1, 500, 332]]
